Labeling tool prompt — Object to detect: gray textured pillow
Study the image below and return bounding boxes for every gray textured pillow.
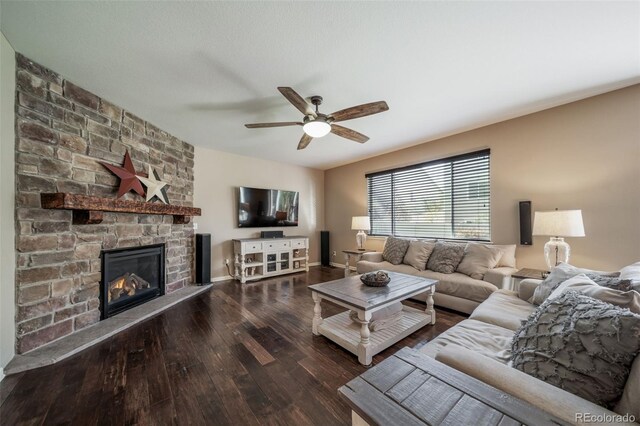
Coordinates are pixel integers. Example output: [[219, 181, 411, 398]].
[[548, 274, 640, 314], [382, 237, 411, 265], [511, 291, 640, 408], [426, 242, 466, 274], [530, 262, 618, 305], [456, 243, 503, 280], [402, 240, 435, 271], [585, 273, 633, 291]]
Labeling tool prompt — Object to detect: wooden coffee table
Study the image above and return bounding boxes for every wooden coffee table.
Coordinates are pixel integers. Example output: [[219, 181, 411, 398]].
[[308, 272, 437, 366]]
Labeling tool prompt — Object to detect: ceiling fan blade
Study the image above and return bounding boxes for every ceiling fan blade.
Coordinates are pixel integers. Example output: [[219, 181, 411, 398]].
[[297, 133, 313, 150], [245, 122, 302, 128], [278, 87, 315, 117], [329, 101, 389, 122], [330, 124, 369, 143]]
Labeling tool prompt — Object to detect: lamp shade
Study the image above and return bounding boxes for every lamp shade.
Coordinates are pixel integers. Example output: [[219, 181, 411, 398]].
[[532, 210, 585, 237], [351, 216, 371, 231]]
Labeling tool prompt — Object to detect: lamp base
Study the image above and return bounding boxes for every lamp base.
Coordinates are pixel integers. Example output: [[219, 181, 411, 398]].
[[356, 230, 367, 250], [543, 237, 571, 269]]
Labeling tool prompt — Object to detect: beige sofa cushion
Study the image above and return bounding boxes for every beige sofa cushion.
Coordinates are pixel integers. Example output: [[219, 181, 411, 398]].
[[469, 289, 536, 331], [419, 319, 512, 363], [489, 244, 517, 268], [616, 355, 640, 419], [456, 243, 503, 279], [417, 269, 498, 303], [402, 240, 435, 271], [359, 260, 498, 304]]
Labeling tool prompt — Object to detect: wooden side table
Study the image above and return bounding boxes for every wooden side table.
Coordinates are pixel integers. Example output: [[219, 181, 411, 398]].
[[342, 249, 375, 277], [511, 268, 548, 291], [339, 347, 566, 425]]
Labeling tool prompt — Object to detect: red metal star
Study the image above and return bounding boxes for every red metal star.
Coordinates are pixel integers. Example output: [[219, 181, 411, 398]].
[[99, 150, 146, 198]]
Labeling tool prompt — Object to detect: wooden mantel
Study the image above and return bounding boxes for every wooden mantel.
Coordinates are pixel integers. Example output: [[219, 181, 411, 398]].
[[41, 193, 202, 225]]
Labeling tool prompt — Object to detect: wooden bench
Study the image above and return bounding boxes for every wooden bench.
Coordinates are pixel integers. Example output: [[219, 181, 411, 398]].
[[338, 347, 567, 426]]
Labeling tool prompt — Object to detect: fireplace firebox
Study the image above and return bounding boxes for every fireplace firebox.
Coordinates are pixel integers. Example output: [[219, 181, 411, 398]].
[[100, 244, 165, 319]]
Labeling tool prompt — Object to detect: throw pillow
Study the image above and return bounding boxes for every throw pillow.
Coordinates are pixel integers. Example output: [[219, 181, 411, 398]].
[[426, 242, 466, 274], [403, 240, 436, 271], [530, 262, 618, 305], [382, 237, 411, 265], [548, 274, 640, 314], [585, 273, 633, 291], [489, 244, 517, 268], [620, 261, 640, 291], [511, 291, 640, 408], [456, 243, 503, 280]]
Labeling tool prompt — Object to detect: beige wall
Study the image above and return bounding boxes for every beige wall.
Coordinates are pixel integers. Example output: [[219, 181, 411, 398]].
[[325, 84, 640, 271], [194, 147, 325, 280], [0, 32, 16, 377]]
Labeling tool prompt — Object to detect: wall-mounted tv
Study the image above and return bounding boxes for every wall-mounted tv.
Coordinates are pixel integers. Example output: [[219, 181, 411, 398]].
[[238, 187, 299, 228]]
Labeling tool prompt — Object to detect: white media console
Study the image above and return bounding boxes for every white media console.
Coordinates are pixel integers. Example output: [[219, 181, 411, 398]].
[[232, 236, 309, 283]]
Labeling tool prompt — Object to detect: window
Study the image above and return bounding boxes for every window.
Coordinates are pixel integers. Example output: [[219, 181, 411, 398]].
[[367, 149, 490, 241]]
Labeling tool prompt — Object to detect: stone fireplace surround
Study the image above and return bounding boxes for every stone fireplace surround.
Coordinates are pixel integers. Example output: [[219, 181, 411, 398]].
[[14, 54, 195, 354]]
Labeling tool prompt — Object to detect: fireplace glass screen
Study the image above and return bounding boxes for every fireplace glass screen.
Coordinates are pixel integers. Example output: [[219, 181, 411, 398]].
[[101, 244, 165, 319]]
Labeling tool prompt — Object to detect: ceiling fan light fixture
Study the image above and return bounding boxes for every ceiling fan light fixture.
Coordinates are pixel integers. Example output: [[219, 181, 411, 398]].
[[303, 120, 331, 138]]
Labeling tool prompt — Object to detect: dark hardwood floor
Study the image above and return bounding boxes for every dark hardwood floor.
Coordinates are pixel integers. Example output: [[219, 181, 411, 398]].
[[0, 266, 466, 425]]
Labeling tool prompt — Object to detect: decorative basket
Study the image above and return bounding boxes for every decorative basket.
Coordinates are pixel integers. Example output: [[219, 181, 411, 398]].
[[360, 271, 391, 287]]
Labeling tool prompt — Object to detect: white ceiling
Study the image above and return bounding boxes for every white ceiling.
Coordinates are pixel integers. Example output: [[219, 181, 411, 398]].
[[1, 1, 639, 170]]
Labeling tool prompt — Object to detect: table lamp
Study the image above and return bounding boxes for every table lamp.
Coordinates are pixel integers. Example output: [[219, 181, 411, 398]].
[[532, 209, 585, 269], [351, 216, 371, 250]]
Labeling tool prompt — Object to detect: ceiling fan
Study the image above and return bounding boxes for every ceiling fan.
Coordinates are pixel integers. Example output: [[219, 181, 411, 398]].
[[245, 87, 389, 150]]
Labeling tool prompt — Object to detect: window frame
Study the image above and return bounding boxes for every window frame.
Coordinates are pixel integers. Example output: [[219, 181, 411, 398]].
[[366, 149, 491, 242]]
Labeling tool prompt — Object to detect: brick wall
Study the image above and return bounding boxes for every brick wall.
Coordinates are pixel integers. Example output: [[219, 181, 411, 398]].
[[14, 54, 195, 353]]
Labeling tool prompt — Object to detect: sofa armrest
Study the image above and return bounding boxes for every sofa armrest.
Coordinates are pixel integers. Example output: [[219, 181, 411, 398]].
[[519, 278, 542, 302], [484, 267, 518, 289], [436, 345, 639, 426], [360, 252, 383, 262]]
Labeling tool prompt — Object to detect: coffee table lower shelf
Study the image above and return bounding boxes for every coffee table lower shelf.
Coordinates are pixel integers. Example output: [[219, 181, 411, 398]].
[[317, 306, 432, 361]]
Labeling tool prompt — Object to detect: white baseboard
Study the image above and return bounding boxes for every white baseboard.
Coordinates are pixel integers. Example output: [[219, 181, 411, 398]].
[[0, 367, 4, 382], [308, 262, 321, 267]]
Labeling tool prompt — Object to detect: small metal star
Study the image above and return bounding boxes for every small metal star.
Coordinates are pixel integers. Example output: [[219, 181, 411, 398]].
[[138, 165, 169, 204], [99, 150, 145, 198]]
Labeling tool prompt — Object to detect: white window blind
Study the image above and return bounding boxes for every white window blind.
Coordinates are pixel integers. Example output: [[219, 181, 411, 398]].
[[367, 149, 490, 241]]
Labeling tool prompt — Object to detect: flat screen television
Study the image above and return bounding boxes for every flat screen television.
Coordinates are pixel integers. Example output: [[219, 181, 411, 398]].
[[238, 187, 299, 228]]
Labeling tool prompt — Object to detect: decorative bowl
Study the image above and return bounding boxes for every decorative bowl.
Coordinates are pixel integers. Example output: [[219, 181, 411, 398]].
[[360, 271, 391, 287]]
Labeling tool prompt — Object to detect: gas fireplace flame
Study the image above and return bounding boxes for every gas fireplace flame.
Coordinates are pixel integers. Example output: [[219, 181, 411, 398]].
[[108, 273, 151, 303]]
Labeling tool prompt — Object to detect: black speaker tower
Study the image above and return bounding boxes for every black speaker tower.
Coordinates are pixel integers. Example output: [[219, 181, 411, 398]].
[[320, 231, 330, 266], [195, 233, 211, 285], [519, 201, 532, 245]]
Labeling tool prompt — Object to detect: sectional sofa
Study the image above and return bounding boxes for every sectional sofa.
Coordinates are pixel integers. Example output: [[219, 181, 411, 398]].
[[418, 264, 640, 425], [356, 242, 518, 314]]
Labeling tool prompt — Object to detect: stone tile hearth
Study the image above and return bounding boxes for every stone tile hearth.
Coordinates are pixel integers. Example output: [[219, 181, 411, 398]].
[[4, 285, 211, 375], [14, 53, 196, 354]]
